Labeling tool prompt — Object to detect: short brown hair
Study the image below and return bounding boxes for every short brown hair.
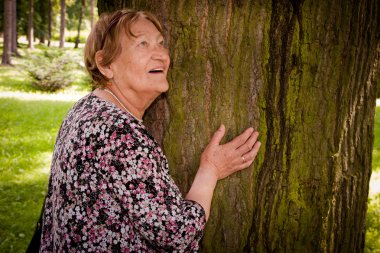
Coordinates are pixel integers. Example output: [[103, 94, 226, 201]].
[[84, 9, 163, 89]]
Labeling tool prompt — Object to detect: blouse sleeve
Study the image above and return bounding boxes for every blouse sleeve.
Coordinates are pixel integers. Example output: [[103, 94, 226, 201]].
[[102, 124, 206, 252]]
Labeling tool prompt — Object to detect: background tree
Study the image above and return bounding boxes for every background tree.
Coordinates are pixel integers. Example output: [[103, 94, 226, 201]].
[[59, 0, 65, 48], [90, 0, 94, 28], [11, 0, 18, 55], [27, 0, 33, 49], [2, 0, 12, 65], [73, 0, 85, 48], [97, 1, 380, 252], [36, 0, 48, 44], [47, 0, 53, 47]]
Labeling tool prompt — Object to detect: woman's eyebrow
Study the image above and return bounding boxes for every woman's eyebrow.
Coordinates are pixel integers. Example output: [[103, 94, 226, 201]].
[[132, 32, 163, 41]]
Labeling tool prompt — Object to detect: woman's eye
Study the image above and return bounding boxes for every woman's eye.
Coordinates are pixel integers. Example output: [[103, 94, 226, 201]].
[[159, 40, 168, 49], [138, 41, 148, 47]]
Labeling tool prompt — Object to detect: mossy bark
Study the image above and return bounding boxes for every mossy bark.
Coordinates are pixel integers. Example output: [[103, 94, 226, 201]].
[[98, 1, 380, 252]]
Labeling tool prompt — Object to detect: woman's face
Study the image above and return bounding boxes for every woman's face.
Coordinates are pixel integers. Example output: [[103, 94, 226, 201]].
[[109, 18, 170, 101]]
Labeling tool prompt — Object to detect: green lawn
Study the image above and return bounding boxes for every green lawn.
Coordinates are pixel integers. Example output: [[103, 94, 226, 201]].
[[0, 44, 88, 252], [0, 98, 76, 252]]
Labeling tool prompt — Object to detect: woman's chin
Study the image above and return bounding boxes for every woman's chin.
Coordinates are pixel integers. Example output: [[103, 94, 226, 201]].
[[158, 81, 169, 93]]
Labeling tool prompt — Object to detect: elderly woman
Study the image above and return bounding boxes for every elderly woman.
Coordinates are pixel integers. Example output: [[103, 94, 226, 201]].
[[39, 9, 261, 252]]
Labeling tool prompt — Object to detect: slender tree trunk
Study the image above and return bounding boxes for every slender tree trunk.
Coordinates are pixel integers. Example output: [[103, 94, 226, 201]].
[[27, 0, 34, 49], [2, 0, 12, 65], [47, 0, 52, 47], [59, 0, 66, 48], [90, 0, 95, 29], [11, 0, 18, 56], [39, 0, 47, 44], [98, 1, 380, 252], [74, 0, 85, 48]]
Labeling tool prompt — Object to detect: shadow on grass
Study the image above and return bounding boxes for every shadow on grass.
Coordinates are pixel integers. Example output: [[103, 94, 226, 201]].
[[0, 177, 48, 253]]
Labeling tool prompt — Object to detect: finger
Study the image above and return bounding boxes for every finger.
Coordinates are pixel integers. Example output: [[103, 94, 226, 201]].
[[230, 141, 261, 171], [229, 127, 254, 149], [236, 131, 259, 154], [232, 141, 261, 170], [209, 124, 226, 146], [241, 141, 261, 163]]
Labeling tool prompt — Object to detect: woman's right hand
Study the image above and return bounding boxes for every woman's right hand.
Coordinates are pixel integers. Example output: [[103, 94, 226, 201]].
[[186, 124, 261, 220], [200, 124, 261, 180]]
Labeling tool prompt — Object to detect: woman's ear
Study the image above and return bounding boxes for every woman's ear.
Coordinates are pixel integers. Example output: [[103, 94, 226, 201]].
[[95, 51, 113, 79]]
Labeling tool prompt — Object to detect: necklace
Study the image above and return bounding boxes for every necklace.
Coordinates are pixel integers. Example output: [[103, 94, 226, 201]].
[[103, 88, 143, 123]]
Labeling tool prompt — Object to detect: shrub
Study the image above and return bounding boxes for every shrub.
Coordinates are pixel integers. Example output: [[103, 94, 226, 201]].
[[23, 49, 84, 92], [365, 193, 380, 253], [65, 35, 87, 44]]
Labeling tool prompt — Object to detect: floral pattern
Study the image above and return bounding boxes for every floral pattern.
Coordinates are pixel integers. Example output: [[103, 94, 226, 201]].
[[40, 93, 206, 252]]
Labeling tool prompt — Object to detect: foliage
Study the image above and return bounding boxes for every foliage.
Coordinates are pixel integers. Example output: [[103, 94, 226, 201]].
[[66, 0, 92, 31], [364, 106, 380, 252], [365, 193, 380, 253], [373, 106, 380, 172], [0, 44, 91, 94], [65, 35, 87, 44], [22, 46, 90, 92], [0, 0, 96, 43]]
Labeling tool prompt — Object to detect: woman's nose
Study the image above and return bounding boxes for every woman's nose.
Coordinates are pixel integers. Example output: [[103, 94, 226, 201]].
[[151, 45, 169, 61]]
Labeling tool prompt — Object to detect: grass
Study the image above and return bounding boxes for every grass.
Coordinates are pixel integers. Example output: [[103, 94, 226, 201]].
[[0, 98, 76, 252], [0, 44, 88, 252]]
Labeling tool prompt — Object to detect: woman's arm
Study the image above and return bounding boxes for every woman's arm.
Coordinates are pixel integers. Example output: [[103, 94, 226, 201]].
[[185, 124, 261, 220]]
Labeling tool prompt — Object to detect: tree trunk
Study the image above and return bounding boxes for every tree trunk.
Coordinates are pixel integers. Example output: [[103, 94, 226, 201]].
[[48, 0, 52, 47], [27, 0, 34, 49], [39, 0, 47, 44], [90, 0, 95, 28], [11, 0, 18, 55], [98, 1, 380, 252], [74, 0, 85, 48], [59, 0, 66, 48], [2, 0, 12, 65]]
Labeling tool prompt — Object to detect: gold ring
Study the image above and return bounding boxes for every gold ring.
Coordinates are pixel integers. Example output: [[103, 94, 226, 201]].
[[242, 156, 246, 162]]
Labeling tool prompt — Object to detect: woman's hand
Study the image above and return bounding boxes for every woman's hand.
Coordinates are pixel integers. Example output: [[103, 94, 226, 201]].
[[200, 124, 261, 180], [186, 124, 261, 220]]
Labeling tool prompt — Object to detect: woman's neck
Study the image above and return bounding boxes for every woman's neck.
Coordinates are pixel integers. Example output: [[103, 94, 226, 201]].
[[93, 87, 147, 122]]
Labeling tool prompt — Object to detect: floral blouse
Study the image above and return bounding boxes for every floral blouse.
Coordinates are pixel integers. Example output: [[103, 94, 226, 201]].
[[39, 93, 206, 252]]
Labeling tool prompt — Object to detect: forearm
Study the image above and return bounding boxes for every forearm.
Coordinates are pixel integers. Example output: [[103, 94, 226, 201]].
[[185, 165, 218, 221]]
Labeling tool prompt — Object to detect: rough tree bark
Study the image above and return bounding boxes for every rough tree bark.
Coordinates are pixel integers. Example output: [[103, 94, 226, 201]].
[[27, 0, 34, 49], [98, 1, 380, 252], [2, 0, 12, 65], [59, 0, 66, 48]]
